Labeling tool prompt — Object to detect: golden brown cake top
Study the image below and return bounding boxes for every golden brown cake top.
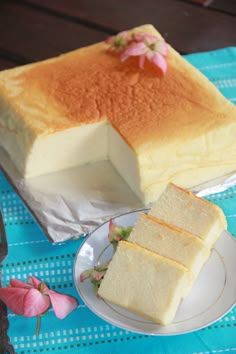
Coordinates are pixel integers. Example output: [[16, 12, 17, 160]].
[[0, 24, 235, 152]]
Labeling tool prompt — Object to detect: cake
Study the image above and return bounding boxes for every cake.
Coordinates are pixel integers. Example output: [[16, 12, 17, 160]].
[[83, 184, 227, 325], [128, 213, 210, 294], [149, 183, 227, 247], [0, 24, 236, 204], [97, 240, 188, 325]]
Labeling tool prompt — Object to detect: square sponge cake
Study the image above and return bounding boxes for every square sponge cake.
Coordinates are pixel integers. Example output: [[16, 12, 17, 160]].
[[149, 183, 227, 247], [128, 213, 210, 296], [98, 240, 188, 325], [0, 24, 236, 204]]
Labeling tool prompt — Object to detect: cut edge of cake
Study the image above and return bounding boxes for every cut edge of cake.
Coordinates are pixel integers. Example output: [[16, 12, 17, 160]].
[[149, 183, 227, 247], [98, 240, 188, 325], [128, 213, 210, 297], [0, 25, 236, 205]]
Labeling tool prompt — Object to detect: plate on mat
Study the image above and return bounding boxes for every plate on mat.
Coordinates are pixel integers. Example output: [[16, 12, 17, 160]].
[[74, 209, 236, 335]]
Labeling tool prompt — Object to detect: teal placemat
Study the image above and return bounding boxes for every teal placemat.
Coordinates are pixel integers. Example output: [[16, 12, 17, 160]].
[[1, 47, 236, 353]]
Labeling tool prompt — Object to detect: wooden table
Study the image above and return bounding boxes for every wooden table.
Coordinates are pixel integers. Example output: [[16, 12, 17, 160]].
[[0, 0, 235, 71]]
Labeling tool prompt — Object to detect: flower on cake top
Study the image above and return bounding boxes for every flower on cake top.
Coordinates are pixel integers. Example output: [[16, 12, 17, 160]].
[[105, 30, 129, 52], [105, 30, 168, 74]]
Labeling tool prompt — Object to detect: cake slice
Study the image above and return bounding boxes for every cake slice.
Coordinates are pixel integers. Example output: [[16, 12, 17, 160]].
[[129, 213, 210, 292], [149, 183, 227, 247], [98, 240, 188, 325], [1, 24, 236, 204]]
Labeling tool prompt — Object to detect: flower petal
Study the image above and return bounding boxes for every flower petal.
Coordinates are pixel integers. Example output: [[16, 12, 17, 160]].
[[47, 290, 78, 319], [138, 54, 146, 69], [114, 233, 122, 241], [91, 270, 106, 281], [117, 31, 129, 39], [10, 279, 32, 289], [28, 276, 50, 292], [105, 36, 114, 45], [106, 31, 129, 51], [151, 53, 167, 74], [134, 33, 158, 44], [23, 288, 50, 317], [123, 42, 147, 57], [0, 288, 28, 314], [159, 41, 168, 56], [80, 269, 92, 282], [108, 219, 114, 242], [28, 276, 41, 288]]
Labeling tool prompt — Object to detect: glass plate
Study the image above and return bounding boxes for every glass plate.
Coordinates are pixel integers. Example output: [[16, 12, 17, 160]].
[[74, 209, 236, 335]]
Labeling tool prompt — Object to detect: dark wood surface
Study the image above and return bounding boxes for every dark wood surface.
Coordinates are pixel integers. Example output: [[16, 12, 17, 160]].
[[0, 0, 235, 71]]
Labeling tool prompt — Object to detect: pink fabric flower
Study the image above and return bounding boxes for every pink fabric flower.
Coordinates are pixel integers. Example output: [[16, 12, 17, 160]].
[[0, 276, 78, 319]]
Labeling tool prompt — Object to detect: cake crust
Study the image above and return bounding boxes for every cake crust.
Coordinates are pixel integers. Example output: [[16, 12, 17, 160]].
[[1, 24, 236, 202], [0, 24, 235, 152]]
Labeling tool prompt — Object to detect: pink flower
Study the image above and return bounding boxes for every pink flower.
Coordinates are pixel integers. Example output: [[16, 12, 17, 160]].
[[108, 219, 122, 243], [105, 31, 129, 52], [91, 270, 107, 282], [121, 33, 168, 74], [80, 269, 92, 282], [105, 30, 168, 74], [0, 276, 78, 319], [108, 220, 132, 248], [80, 220, 132, 294], [80, 260, 111, 294]]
